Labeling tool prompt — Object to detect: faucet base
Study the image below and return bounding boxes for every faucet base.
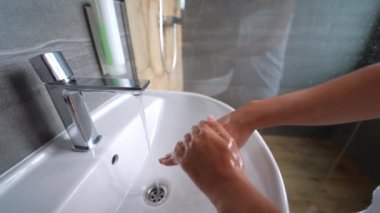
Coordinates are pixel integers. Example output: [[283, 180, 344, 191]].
[[72, 135, 102, 152]]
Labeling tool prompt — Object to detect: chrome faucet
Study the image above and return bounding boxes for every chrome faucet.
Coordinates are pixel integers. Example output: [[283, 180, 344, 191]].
[[30, 51, 149, 151]]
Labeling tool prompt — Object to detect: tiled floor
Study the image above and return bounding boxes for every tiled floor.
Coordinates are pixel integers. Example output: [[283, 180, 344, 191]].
[[263, 135, 376, 213]]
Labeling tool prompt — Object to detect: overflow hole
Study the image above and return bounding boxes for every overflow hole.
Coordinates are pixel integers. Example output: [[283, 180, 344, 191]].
[[111, 154, 119, 165]]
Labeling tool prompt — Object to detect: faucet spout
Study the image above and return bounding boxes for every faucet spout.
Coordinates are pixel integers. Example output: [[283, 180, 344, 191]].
[[30, 51, 149, 151], [47, 77, 149, 92]]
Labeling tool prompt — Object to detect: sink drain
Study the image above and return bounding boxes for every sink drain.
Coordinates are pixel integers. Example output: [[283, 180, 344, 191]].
[[144, 183, 168, 206]]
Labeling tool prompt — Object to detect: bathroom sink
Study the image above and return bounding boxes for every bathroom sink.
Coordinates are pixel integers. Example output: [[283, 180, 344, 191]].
[[0, 91, 288, 213]]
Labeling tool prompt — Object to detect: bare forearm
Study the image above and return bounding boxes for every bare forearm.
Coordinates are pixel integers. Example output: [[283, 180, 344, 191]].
[[208, 174, 279, 213], [243, 63, 380, 129]]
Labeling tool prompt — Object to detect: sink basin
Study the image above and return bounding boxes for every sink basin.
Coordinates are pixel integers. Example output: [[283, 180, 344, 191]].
[[0, 91, 288, 213]]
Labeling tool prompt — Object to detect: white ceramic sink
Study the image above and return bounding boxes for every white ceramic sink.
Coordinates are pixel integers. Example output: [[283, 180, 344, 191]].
[[0, 91, 288, 213]]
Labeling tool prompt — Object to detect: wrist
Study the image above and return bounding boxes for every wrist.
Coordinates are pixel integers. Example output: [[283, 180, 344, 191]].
[[209, 172, 279, 213], [238, 100, 264, 130], [206, 171, 248, 209], [242, 98, 284, 130]]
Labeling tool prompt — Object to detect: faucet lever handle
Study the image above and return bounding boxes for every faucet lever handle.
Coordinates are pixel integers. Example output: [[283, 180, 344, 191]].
[[30, 51, 74, 84]]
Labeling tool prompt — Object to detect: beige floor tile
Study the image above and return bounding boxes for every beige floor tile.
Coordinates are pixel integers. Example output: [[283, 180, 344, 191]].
[[263, 135, 376, 213]]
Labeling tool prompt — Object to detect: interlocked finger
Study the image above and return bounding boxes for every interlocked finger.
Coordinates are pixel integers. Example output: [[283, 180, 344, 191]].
[[202, 119, 233, 144], [184, 133, 192, 149], [173, 141, 187, 164], [192, 125, 201, 136]]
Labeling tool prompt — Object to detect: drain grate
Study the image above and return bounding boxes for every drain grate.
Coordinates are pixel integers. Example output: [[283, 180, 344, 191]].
[[144, 184, 168, 206]]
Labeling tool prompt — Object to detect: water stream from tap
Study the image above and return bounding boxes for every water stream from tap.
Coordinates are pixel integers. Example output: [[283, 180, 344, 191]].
[[135, 94, 160, 189], [113, 93, 161, 212]]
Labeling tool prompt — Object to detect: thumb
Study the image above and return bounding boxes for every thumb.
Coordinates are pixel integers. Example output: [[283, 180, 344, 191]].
[[159, 153, 178, 166]]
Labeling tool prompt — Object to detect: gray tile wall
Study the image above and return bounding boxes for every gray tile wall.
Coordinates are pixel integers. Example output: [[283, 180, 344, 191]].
[[0, 0, 128, 175], [281, 0, 380, 91], [182, 0, 380, 106]]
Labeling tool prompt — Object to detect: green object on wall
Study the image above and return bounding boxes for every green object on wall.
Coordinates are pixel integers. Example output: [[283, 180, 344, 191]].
[[98, 24, 113, 65]]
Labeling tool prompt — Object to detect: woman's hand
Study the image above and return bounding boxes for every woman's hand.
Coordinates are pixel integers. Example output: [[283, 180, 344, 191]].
[[159, 117, 279, 213], [159, 117, 244, 201]]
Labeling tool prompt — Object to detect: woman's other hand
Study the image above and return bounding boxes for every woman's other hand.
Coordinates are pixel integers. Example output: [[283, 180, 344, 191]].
[[159, 117, 279, 213], [159, 117, 244, 201]]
